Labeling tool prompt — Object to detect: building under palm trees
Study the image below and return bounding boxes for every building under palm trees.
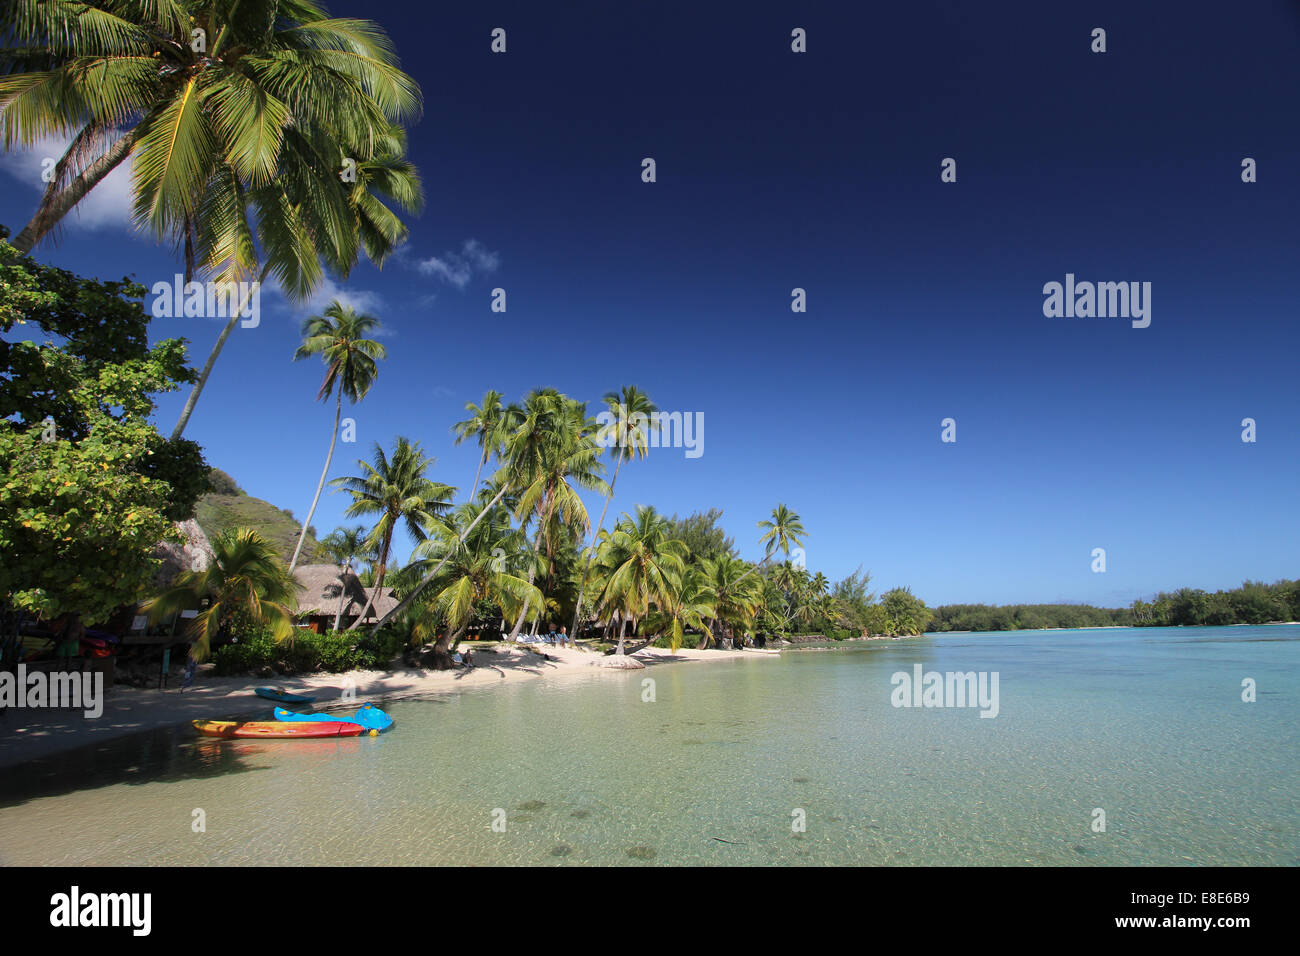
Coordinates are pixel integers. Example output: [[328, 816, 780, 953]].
[[292, 564, 398, 634]]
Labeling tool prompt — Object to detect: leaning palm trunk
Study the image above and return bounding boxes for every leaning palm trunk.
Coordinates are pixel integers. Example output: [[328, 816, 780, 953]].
[[288, 391, 342, 574], [12, 130, 138, 254], [570, 451, 624, 641], [506, 525, 546, 641], [348, 526, 392, 631], [170, 262, 273, 440], [367, 484, 511, 635], [332, 562, 350, 633], [431, 621, 468, 669]]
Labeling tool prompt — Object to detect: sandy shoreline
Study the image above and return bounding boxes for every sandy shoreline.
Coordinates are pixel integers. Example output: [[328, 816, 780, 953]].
[[0, 643, 777, 770]]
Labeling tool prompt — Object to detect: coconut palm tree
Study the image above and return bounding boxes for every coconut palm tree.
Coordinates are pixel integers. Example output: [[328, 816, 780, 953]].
[[642, 563, 716, 653], [699, 553, 762, 648], [168, 122, 421, 439], [144, 527, 298, 661], [331, 437, 454, 629], [316, 526, 369, 567], [733, 503, 807, 588], [406, 500, 541, 667], [569, 385, 657, 640], [595, 505, 688, 655], [365, 410, 526, 636], [287, 302, 386, 573], [0, 0, 421, 253], [316, 524, 370, 631], [0, 3, 424, 440], [503, 391, 607, 641], [452, 391, 518, 502]]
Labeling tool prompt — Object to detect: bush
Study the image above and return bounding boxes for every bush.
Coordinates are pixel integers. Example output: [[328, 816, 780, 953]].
[[211, 627, 407, 675]]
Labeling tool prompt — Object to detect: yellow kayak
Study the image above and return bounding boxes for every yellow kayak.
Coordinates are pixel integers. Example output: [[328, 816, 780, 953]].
[[192, 719, 363, 739]]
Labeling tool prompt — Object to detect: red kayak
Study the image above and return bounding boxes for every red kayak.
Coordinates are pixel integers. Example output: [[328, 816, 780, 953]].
[[192, 719, 363, 739]]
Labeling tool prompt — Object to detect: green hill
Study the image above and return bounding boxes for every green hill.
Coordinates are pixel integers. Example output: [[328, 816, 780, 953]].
[[194, 469, 321, 565]]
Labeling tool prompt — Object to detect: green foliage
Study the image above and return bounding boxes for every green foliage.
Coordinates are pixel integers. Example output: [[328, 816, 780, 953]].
[[928, 603, 1129, 632], [211, 626, 407, 675], [1131, 580, 1298, 628], [0, 229, 208, 622], [0, 228, 207, 521], [145, 527, 298, 660], [1, 412, 177, 622], [666, 508, 737, 563], [880, 587, 933, 636]]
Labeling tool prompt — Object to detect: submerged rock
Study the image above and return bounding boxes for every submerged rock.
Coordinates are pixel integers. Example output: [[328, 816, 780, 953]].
[[598, 655, 646, 669]]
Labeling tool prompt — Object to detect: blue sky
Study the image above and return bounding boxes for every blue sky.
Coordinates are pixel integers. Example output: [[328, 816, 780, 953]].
[[3, 0, 1298, 606]]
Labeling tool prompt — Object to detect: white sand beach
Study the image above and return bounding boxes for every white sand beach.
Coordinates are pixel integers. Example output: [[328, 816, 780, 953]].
[[0, 643, 777, 769]]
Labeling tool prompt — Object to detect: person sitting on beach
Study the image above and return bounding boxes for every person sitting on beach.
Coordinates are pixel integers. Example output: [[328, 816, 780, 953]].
[[556, 625, 569, 648]]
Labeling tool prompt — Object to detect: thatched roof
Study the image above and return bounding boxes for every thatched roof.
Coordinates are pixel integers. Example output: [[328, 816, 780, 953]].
[[293, 564, 398, 620]]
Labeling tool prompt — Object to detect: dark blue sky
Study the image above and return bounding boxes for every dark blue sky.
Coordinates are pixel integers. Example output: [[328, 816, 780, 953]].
[[3, 0, 1298, 605]]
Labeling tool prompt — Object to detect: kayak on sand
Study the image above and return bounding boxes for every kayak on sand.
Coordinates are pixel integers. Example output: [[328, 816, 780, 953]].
[[254, 687, 316, 704]]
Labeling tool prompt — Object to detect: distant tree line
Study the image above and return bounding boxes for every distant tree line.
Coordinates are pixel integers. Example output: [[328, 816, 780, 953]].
[[1131, 580, 1299, 627], [929, 579, 1299, 632]]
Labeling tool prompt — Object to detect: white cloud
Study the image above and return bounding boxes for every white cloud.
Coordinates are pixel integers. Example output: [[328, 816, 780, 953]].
[[416, 238, 500, 288], [1, 135, 137, 233], [265, 275, 391, 331]]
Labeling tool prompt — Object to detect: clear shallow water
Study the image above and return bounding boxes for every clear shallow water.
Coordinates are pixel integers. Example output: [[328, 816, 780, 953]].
[[1, 626, 1296, 866]]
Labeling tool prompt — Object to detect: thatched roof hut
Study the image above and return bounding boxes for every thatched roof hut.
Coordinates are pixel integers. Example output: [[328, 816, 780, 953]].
[[292, 564, 398, 629]]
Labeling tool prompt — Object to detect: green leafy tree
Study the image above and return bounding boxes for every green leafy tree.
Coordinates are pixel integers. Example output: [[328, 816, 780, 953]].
[[1, 229, 207, 624], [880, 586, 933, 636], [666, 508, 736, 564]]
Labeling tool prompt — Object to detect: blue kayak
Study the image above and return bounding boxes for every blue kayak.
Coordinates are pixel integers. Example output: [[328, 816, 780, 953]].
[[273, 702, 394, 733], [255, 687, 316, 704]]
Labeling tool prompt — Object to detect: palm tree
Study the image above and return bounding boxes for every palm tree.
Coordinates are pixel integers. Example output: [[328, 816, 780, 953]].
[[168, 122, 421, 439], [503, 391, 607, 641], [331, 437, 454, 630], [406, 501, 541, 667], [316, 524, 370, 631], [758, 503, 807, 561], [452, 391, 517, 501], [570, 385, 657, 641], [595, 505, 688, 655], [365, 411, 525, 636], [144, 527, 298, 661], [0, 3, 424, 440], [733, 503, 807, 588], [287, 302, 386, 574], [642, 563, 716, 653], [0, 0, 421, 253], [316, 525, 370, 570], [699, 553, 762, 648]]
